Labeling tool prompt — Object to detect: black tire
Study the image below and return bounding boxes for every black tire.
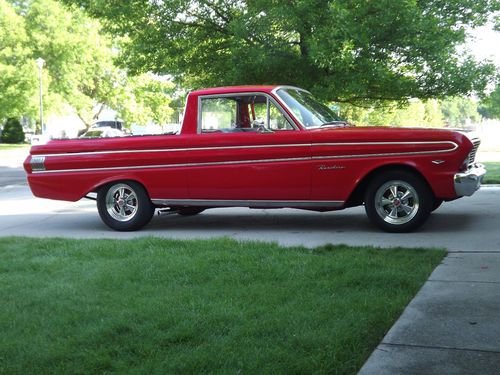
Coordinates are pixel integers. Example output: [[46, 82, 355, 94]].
[[364, 171, 433, 233], [177, 207, 205, 216], [432, 199, 443, 212], [97, 181, 155, 231]]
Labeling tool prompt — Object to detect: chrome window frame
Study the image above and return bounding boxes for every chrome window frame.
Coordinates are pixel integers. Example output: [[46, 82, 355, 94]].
[[197, 92, 299, 134]]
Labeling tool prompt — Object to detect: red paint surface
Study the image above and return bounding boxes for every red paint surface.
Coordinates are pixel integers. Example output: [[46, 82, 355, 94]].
[[24, 86, 473, 208]]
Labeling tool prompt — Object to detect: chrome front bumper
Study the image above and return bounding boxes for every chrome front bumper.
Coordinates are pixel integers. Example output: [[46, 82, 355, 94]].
[[454, 163, 486, 197]]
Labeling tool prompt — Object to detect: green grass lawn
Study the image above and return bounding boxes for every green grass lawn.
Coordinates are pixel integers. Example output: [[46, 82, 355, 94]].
[[483, 162, 500, 184], [0, 143, 29, 151], [0, 237, 444, 374]]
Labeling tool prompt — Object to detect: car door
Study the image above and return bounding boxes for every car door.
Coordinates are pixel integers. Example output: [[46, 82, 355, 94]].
[[187, 93, 312, 202]]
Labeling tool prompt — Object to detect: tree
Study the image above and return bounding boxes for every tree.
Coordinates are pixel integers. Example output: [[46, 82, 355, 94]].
[[116, 74, 175, 126], [21, 0, 124, 128], [2, 0, 177, 132], [479, 84, 500, 119], [423, 100, 444, 128], [339, 98, 454, 128], [440, 97, 481, 127], [1, 118, 25, 143], [0, 0, 38, 120], [62, 0, 498, 104]]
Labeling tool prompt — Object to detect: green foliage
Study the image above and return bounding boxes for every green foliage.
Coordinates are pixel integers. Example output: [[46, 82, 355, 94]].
[[0, 0, 38, 119], [62, 0, 498, 103], [21, 0, 123, 127], [0, 0, 119, 126], [424, 99, 445, 127], [479, 84, 500, 119], [1, 118, 25, 143], [1, 0, 176, 130], [116, 74, 175, 126], [341, 97, 476, 128], [440, 96, 481, 127], [0, 236, 445, 374]]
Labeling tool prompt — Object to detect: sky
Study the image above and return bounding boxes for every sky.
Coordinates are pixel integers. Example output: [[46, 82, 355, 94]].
[[467, 24, 500, 67]]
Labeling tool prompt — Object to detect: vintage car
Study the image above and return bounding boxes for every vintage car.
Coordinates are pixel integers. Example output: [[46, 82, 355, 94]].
[[24, 85, 486, 232]]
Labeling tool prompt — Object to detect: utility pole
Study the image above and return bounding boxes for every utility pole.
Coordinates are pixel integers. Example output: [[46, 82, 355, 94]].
[[35, 57, 45, 135]]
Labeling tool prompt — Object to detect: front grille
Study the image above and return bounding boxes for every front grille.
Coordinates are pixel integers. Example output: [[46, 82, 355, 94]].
[[467, 138, 480, 165]]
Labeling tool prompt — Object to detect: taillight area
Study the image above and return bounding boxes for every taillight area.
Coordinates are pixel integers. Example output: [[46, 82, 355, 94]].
[[29, 156, 46, 172], [23, 155, 32, 173]]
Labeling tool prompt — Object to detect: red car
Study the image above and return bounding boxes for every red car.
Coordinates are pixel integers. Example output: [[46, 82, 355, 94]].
[[24, 86, 485, 232]]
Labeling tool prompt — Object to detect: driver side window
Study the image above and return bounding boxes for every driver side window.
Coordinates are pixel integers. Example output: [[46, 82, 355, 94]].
[[251, 101, 295, 131], [199, 94, 295, 133]]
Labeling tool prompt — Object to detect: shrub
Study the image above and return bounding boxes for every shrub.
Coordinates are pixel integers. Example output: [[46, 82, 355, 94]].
[[1, 118, 25, 143]]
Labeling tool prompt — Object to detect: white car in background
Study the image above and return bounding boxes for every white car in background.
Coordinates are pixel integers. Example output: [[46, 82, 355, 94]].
[[80, 126, 125, 138]]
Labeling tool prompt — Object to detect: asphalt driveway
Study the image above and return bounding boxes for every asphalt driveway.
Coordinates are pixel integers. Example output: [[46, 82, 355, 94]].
[[0, 167, 26, 186], [0, 184, 499, 252]]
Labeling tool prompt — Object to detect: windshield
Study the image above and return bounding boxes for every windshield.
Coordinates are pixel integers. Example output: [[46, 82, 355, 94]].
[[276, 88, 341, 128]]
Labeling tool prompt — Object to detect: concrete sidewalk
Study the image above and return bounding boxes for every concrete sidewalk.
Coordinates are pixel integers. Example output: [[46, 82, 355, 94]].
[[359, 252, 500, 374]]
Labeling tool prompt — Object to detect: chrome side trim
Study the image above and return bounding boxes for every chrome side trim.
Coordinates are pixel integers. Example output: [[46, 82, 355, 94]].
[[31, 141, 460, 174], [31, 156, 312, 174], [35, 141, 457, 158], [312, 149, 457, 160], [36, 143, 311, 158], [313, 141, 458, 149], [151, 198, 344, 208]]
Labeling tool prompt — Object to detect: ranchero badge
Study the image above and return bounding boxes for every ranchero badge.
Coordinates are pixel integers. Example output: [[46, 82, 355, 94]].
[[319, 165, 345, 170]]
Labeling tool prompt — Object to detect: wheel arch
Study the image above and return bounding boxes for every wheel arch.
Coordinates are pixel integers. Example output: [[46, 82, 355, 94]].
[[88, 176, 152, 200], [345, 163, 435, 207]]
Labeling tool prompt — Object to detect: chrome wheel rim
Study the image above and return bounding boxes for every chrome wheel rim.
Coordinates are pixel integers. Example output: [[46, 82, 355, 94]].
[[105, 183, 138, 222], [374, 180, 419, 225]]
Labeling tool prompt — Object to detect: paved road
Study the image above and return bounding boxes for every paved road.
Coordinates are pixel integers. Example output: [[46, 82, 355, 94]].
[[0, 184, 499, 251], [0, 167, 26, 187]]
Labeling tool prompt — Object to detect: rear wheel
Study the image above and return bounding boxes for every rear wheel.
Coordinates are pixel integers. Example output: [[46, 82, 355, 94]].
[[364, 171, 433, 233], [97, 181, 155, 231]]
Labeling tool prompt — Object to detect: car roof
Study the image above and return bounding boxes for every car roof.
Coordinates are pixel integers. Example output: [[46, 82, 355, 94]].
[[190, 85, 280, 96]]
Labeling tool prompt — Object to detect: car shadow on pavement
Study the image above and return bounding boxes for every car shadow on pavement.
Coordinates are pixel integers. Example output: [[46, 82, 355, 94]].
[[145, 208, 476, 234], [0, 207, 480, 238], [423, 212, 476, 232]]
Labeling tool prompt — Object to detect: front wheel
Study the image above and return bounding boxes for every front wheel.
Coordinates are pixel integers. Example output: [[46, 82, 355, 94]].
[[97, 181, 155, 231], [364, 171, 433, 233]]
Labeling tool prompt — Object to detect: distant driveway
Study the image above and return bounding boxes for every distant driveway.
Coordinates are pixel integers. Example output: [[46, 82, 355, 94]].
[[1, 185, 499, 251], [0, 167, 26, 187], [0, 145, 29, 186]]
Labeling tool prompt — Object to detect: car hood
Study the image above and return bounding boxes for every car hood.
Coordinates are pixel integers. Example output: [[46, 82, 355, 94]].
[[309, 125, 477, 144]]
